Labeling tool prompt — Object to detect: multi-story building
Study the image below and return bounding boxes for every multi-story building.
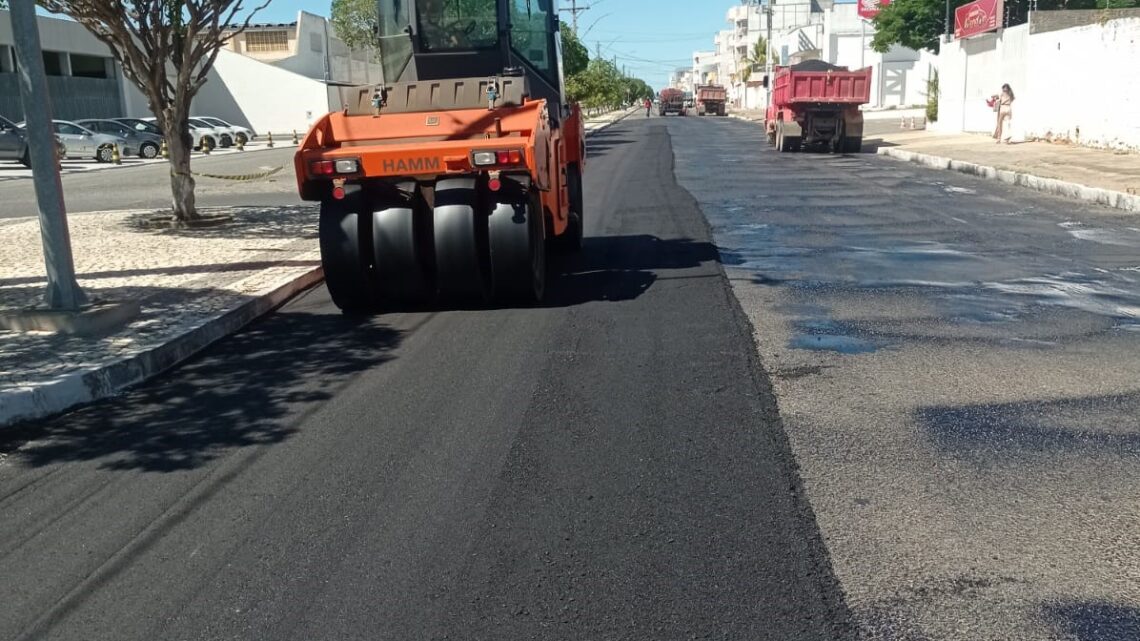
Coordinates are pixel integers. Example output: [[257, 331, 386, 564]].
[[695, 0, 929, 112], [218, 12, 381, 87], [2, 9, 380, 135], [0, 11, 125, 122], [692, 50, 719, 86]]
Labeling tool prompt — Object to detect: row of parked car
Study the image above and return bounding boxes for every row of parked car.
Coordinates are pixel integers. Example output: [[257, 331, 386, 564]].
[[0, 115, 257, 166]]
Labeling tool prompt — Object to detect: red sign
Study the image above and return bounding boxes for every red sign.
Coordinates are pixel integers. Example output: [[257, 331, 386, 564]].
[[955, 0, 1003, 39], [857, 0, 891, 19]]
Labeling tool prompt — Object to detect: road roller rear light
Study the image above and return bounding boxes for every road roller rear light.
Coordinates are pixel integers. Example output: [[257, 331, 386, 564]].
[[472, 149, 524, 167], [310, 160, 335, 175], [334, 159, 359, 174]]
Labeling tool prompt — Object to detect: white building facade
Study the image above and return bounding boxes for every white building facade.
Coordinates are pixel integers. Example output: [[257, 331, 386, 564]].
[[694, 0, 930, 112], [2, 9, 379, 135]]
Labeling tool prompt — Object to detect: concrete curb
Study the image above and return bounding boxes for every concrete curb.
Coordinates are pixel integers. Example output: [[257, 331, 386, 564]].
[[0, 264, 323, 428], [585, 107, 639, 136], [878, 147, 1140, 214]]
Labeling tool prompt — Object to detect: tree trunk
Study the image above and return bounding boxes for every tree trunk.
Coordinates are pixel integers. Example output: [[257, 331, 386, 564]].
[[167, 129, 199, 223]]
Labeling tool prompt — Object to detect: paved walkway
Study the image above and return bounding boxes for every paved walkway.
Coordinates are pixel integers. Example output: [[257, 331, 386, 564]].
[[870, 129, 1140, 197], [0, 108, 636, 428]]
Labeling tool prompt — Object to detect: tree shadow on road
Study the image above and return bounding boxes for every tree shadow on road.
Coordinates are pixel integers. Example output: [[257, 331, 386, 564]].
[[915, 391, 1140, 460], [0, 291, 403, 472], [120, 205, 318, 241]]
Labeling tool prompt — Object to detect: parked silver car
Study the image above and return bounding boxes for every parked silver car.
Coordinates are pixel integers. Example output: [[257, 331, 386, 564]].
[[19, 120, 136, 162], [0, 115, 67, 166], [77, 119, 162, 159], [193, 116, 255, 145]]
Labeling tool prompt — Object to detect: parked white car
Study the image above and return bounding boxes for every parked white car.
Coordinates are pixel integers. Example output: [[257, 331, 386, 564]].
[[194, 116, 255, 145], [138, 117, 218, 151], [188, 117, 233, 148]]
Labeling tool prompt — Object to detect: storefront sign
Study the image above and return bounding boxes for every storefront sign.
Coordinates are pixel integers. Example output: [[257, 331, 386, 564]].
[[857, 0, 891, 19], [955, 0, 1003, 39]]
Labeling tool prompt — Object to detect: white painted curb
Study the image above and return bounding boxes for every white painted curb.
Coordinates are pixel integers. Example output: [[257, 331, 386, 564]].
[[0, 265, 323, 428], [878, 147, 1140, 214]]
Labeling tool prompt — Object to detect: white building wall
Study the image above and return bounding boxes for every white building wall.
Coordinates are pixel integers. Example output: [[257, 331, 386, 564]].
[[189, 49, 332, 135], [936, 16, 1139, 149], [1023, 17, 1140, 148], [823, 4, 930, 109]]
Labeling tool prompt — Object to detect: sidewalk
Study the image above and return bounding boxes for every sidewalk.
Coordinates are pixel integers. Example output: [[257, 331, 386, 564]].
[[0, 108, 635, 429], [871, 129, 1140, 212]]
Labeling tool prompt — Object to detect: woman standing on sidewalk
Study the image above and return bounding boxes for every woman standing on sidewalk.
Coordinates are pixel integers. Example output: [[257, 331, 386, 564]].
[[992, 84, 1015, 143]]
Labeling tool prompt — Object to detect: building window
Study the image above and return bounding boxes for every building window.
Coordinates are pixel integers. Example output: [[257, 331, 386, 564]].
[[42, 51, 65, 76], [245, 30, 289, 53], [70, 54, 109, 78]]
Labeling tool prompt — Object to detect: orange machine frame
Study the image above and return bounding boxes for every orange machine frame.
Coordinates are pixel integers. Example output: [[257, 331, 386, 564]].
[[296, 98, 585, 238]]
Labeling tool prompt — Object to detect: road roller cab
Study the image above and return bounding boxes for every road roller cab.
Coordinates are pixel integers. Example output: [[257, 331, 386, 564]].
[[296, 0, 585, 312]]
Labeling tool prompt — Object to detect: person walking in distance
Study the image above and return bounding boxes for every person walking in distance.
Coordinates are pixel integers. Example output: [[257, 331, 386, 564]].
[[644, 97, 652, 118], [992, 84, 1015, 143]]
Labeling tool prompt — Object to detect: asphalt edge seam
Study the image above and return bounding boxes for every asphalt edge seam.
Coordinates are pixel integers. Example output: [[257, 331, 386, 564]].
[[664, 117, 862, 639]]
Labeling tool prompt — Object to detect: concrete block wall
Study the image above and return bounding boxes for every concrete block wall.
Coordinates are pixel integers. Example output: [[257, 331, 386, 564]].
[[935, 13, 1140, 150]]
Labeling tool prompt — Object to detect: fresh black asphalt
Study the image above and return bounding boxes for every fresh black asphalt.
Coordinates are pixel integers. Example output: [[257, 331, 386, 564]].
[[0, 118, 856, 640]]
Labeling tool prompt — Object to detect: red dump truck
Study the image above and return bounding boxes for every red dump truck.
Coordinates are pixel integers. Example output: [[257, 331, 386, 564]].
[[765, 60, 872, 153], [695, 85, 727, 116], [659, 88, 686, 116]]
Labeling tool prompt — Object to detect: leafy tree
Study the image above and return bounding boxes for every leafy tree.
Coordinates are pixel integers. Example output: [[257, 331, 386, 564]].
[[871, 0, 968, 53], [330, 0, 378, 54], [740, 37, 773, 82], [561, 26, 589, 77], [31, 0, 270, 222]]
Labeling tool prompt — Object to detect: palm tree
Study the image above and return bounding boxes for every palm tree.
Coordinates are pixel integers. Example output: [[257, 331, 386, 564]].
[[740, 37, 772, 82]]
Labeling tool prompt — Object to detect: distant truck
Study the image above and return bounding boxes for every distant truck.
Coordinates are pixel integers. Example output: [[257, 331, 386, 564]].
[[695, 85, 727, 116], [659, 88, 687, 116], [765, 60, 872, 153]]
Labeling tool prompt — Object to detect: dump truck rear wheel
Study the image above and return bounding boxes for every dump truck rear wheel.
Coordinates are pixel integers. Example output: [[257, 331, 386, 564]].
[[372, 200, 434, 305], [843, 136, 863, 153], [489, 189, 545, 303], [319, 194, 374, 313], [433, 178, 491, 303]]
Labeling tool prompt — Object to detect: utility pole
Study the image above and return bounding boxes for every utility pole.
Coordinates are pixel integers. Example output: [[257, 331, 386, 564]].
[[8, 0, 87, 310], [560, 0, 591, 33]]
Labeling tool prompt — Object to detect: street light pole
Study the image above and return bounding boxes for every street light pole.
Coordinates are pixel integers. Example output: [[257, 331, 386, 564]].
[[8, 0, 87, 310], [764, 0, 774, 113]]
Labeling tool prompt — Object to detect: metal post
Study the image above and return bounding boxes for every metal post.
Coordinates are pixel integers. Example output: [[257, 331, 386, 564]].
[[946, 0, 951, 37], [861, 19, 866, 68], [8, 0, 87, 310], [764, 0, 773, 113]]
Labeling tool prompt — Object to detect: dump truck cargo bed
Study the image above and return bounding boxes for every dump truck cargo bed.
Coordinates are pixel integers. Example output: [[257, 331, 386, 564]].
[[772, 62, 872, 107]]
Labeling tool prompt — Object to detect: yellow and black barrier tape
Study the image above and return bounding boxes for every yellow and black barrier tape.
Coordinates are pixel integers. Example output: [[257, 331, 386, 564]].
[[170, 164, 286, 182]]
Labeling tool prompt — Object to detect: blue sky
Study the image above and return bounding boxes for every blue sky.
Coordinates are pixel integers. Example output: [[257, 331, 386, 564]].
[[257, 0, 731, 90]]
